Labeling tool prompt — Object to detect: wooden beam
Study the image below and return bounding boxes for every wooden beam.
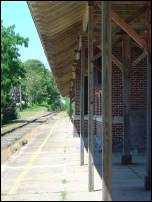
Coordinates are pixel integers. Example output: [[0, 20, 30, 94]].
[[80, 36, 85, 166], [93, 47, 123, 71], [102, 2, 112, 201], [57, 80, 71, 87], [132, 52, 146, 66], [54, 52, 74, 64], [55, 74, 72, 83], [92, 51, 101, 61], [95, 1, 147, 7], [55, 60, 74, 69], [112, 1, 147, 5], [88, 2, 94, 192], [112, 5, 146, 36], [72, 71, 76, 79], [121, 34, 132, 165], [52, 43, 76, 57], [145, 2, 151, 191], [78, 34, 88, 50], [70, 80, 74, 88], [82, 3, 89, 32], [61, 90, 70, 96], [112, 54, 123, 71], [54, 66, 71, 76], [111, 10, 147, 53], [112, 5, 147, 46]]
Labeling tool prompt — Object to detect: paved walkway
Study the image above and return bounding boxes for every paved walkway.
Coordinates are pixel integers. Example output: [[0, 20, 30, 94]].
[[1, 112, 151, 201]]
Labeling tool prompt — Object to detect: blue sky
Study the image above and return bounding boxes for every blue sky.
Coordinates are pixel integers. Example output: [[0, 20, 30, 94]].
[[1, 1, 50, 70]]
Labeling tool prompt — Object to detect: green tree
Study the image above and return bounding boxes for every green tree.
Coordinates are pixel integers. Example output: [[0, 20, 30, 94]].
[[1, 21, 29, 123], [23, 59, 61, 109]]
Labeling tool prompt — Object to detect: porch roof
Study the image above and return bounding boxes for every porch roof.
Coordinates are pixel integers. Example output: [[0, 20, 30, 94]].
[[28, 1, 147, 96]]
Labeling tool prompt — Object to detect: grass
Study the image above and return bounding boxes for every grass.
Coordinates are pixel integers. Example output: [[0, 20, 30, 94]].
[[60, 191, 67, 201], [1, 105, 48, 135], [19, 106, 48, 119], [20, 139, 28, 146], [61, 179, 67, 200]]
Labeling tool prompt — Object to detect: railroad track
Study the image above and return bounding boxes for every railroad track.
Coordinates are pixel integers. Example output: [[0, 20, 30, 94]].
[[1, 112, 55, 150]]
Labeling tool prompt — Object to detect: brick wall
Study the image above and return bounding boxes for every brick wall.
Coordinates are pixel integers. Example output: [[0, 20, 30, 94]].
[[112, 64, 123, 150], [130, 67, 147, 110], [112, 64, 123, 116], [73, 47, 147, 151]]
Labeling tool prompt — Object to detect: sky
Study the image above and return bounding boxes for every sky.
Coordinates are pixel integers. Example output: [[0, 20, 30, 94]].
[[1, 1, 50, 70]]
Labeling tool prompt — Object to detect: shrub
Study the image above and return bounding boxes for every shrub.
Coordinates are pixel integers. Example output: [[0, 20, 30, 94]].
[[2, 107, 18, 124], [20, 139, 28, 146]]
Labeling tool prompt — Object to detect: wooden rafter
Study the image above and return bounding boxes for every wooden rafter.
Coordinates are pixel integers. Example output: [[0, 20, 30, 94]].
[[95, 1, 147, 7], [111, 10, 147, 53], [112, 54, 123, 71], [93, 46, 123, 71], [52, 44, 76, 58], [112, 1, 147, 5], [55, 60, 74, 69], [92, 51, 101, 61], [55, 72, 72, 83], [82, 3, 89, 32], [112, 5, 147, 45], [54, 66, 72, 75], [29, 1, 149, 97], [58, 80, 71, 88], [78, 34, 88, 50], [132, 52, 146, 66]]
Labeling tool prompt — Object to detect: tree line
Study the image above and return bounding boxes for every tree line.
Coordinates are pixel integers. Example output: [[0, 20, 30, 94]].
[[1, 21, 65, 124]]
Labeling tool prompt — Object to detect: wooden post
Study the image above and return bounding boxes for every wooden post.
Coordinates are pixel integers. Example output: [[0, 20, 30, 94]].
[[80, 37, 85, 166], [102, 1, 112, 201], [121, 34, 132, 165], [145, 2, 151, 191], [88, 1, 94, 192]]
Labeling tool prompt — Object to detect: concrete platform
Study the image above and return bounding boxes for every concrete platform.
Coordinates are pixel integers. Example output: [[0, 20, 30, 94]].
[[1, 112, 151, 201]]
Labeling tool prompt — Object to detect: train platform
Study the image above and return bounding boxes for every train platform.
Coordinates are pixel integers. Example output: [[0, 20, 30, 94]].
[[1, 112, 151, 201]]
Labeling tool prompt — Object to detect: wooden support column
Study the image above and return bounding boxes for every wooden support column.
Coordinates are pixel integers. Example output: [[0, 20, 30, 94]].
[[88, 1, 94, 192], [121, 34, 132, 165], [145, 2, 151, 191], [80, 37, 85, 166], [102, 1, 112, 201]]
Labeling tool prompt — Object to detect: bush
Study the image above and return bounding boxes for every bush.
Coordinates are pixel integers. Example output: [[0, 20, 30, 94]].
[[2, 107, 18, 124], [20, 139, 28, 146]]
